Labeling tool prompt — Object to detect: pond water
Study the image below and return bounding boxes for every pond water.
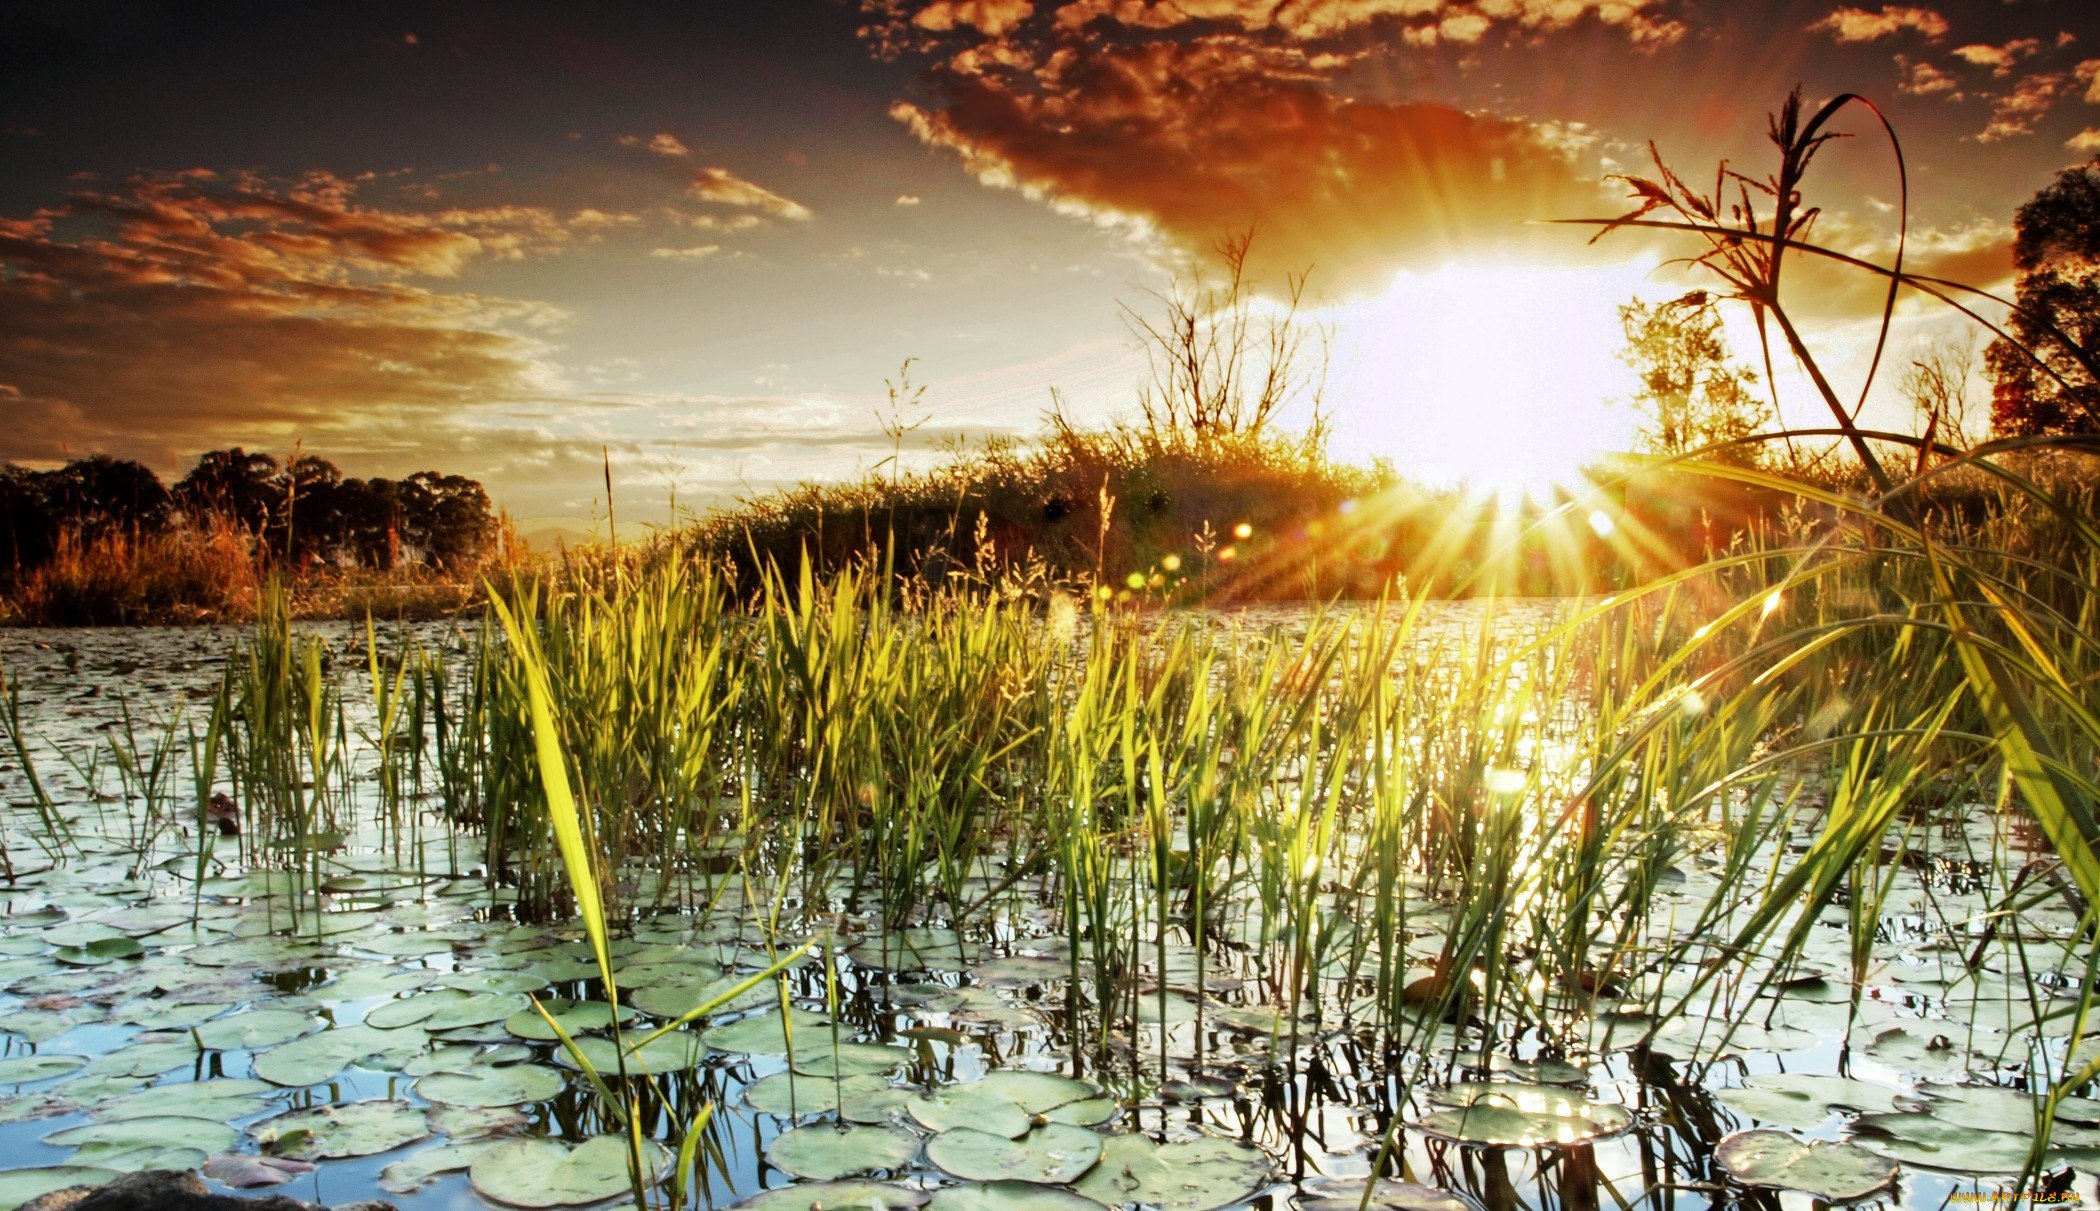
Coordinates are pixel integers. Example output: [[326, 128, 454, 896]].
[[0, 616, 2093, 1211]]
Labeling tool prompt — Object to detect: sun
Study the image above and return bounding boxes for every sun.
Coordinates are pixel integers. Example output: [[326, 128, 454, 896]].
[[1323, 260, 1659, 500]]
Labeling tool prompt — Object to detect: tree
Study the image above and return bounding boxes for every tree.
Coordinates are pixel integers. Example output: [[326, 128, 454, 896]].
[[0, 466, 57, 576], [1617, 297, 1769, 467], [40, 457, 173, 538], [1987, 159, 2100, 437], [1902, 333, 1980, 453], [399, 471, 493, 567], [176, 448, 282, 533]]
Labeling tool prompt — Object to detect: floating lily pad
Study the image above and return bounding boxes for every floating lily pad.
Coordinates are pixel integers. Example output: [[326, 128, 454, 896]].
[[1070, 1134, 1270, 1211], [0, 1054, 86, 1084], [251, 1098, 429, 1159], [792, 1041, 911, 1079], [926, 1182, 1109, 1211], [88, 1078, 272, 1122], [469, 1135, 668, 1208], [366, 990, 528, 1031], [908, 1086, 1033, 1139], [926, 1123, 1104, 1185], [0, 1167, 117, 1211], [45, 1116, 238, 1172], [1847, 1111, 2036, 1172], [766, 1123, 921, 1180], [379, 1141, 502, 1194], [252, 1022, 428, 1086], [416, 1065, 565, 1107], [1714, 1129, 1897, 1201], [630, 972, 773, 1020], [729, 1180, 929, 1210], [1413, 1084, 1632, 1147], [1299, 1177, 1471, 1211], [700, 1008, 830, 1055], [193, 1008, 319, 1051], [82, 1036, 199, 1079], [201, 1153, 315, 1188], [503, 999, 636, 1041], [1716, 1074, 1901, 1131], [552, 1031, 708, 1075], [405, 1043, 535, 1076], [53, 937, 143, 966], [746, 1072, 892, 1118]]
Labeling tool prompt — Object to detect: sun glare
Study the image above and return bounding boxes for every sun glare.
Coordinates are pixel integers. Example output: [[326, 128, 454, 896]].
[[1325, 261, 1658, 499]]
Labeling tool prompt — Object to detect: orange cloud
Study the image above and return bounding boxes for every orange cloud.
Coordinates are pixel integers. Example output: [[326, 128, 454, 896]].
[[1977, 73, 2068, 142], [688, 167, 814, 221], [1808, 5, 1948, 43], [889, 33, 1611, 295], [620, 132, 693, 158], [0, 171, 583, 465]]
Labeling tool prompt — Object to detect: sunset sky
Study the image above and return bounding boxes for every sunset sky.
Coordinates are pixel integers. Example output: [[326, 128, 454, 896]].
[[1, 0, 2094, 528]]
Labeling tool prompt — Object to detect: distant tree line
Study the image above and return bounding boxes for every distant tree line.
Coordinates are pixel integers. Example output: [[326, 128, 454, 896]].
[[0, 449, 494, 578]]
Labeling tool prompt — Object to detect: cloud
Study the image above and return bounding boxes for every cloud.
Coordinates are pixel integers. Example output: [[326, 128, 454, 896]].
[[0, 169, 581, 467], [618, 132, 693, 158], [910, 0, 1033, 36], [1808, 5, 1948, 43], [1953, 37, 2048, 77], [1977, 73, 2067, 142], [689, 167, 813, 221], [1029, 0, 1683, 46], [2079, 59, 2100, 104], [1895, 56, 1961, 98], [895, 194, 922, 205], [2069, 129, 2100, 154], [888, 32, 1613, 296], [650, 243, 723, 261]]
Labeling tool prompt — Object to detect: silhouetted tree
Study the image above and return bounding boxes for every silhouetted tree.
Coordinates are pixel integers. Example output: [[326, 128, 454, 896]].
[[1988, 159, 2100, 437], [399, 471, 494, 567], [176, 448, 282, 533], [40, 456, 173, 538], [1618, 297, 1768, 467], [0, 466, 57, 576]]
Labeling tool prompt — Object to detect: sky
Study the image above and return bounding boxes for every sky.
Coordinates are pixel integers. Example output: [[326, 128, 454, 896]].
[[0, 0, 2094, 530]]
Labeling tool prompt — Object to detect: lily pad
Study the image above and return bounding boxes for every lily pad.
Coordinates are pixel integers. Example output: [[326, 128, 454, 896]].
[[251, 1098, 430, 1160], [746, 1072, 892, 1118], [253, 1022, 428, 1086], [469, 1135, 669, 1208], [1847, 1111, 2037, 1172], [552, 1031, 708, 1075], [1070, 1134, 1270, 1211], [379, 1141, 502, 1194], [630, 971, 773, 1020], [366, 989, 528, 1031], [700, 1007, 830, 1055], [792, 1040, 911, 1079], [1714, 1130, 1897, 1201], [0, 1054, 86, 1084], [729, 1181, 929, 1210], [1299, 1178, 1471, 1211], [89, 1078, 273, 1122], [503, 999, 636, 1041], [416, 1065, 565, 1107], [926, 1182, 1109, 1210], [1716, 1074, 1901, 1131], [766, 1123, 921, 1179], [1413, 1084, 1632, 1147], [193, 1008, 319, 1051], [926, 1123, 1104, 1185], [45, 1116, 238, 1173], [0, 1167, 118, 1211]]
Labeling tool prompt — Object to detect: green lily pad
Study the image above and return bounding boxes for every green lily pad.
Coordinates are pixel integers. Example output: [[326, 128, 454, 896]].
[[416, 1065, 565, 1107], [1413, 1084, 1632, 1146], [469, 1135, 669, 1208], [1298, 1178, 1470, 1211], [552, 1031, 708, 1075], [503, 999, 636, 1041], [729, 1181, 929, 1210], [0, 1054, 86, 1084], [926, 1123, 1104, 1185], [193, 1008, 319, 1050], [1714, 1129, 1897, 1201], [630, 971, 774, 1020], [45, 1115, 238, 1173], [1847, 1111, 2037, 1173], [251, 1098, 430, 1159], [746, 1072, 893, 1118], [766, 1123, 921, 1179], [0, 1167, 118, 1211], [88, 1078, 273, 1122], [405, 1043, 535, 1076], [82, 1037, 199, 1079], [54, 937, 143, 966], [1070, 1134, 1270, 1211], [700, 1008, 830, 1055], [366, 990, 528, 1031], [252, 1022, 428, 1086], [792, 1041, 911, 1079], [379, 1140, 502, 1194], [927, 1182, 1109, 1210], [1716, 1074, 1901, 1131], [907, 1086, 1033, 1139], [429, 1103, 528, 1139]]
